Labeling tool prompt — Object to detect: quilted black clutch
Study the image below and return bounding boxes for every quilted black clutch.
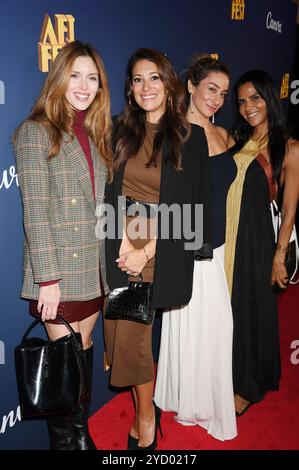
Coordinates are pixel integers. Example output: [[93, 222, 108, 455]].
[[105, 277, 155, 325]]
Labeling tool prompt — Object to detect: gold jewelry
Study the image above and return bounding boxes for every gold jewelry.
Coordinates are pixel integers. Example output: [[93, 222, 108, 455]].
[[143, 246, 150, 262], [190, 93, 194, 113], [276, 243, 288, 253]]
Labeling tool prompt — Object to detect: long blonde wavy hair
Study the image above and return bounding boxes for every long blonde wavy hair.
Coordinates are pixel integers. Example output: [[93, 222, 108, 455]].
[[29, 40, 112, 177]]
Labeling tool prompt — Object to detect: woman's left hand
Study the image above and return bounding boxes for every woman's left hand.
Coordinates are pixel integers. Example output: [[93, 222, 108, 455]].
[[271, 252, 288, 289], [116, 248, 148, 277]]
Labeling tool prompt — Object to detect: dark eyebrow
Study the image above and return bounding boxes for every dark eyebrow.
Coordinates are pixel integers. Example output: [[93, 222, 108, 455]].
[[246, 93, 260, 99], [208, 81, 229, 93], [132, 71, 159, 77], [208, 81, 220, 89], [238, 93, 260, 101]]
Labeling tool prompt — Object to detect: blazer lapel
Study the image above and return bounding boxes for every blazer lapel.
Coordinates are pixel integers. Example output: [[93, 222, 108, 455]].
[[63, 134, 95, 211], [90, 139, 107, 209], [159, 138, 174, 205]]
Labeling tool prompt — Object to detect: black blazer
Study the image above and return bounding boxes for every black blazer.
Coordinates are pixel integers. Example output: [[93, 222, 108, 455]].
[[105, 123, 212, 309]]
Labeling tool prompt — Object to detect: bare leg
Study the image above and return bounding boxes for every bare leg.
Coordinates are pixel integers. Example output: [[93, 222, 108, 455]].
[[129, 388, 139, 439], [78, 312, 99, 349], [45, 321, 80, 341], [234, 393, 250, 414], [134, 379, 155, 447]]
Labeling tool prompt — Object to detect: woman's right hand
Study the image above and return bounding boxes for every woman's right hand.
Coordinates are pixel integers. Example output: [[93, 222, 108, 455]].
[[119, 237, 134, 256], [38, 284, 61, 321], [271, 252, 288, 289]]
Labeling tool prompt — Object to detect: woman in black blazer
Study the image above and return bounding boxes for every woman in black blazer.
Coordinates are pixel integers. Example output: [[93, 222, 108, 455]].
[[104, 48, 212, 450]]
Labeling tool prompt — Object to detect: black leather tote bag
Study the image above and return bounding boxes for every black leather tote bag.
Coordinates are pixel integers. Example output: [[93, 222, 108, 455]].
[[15, 315, 86, 418]]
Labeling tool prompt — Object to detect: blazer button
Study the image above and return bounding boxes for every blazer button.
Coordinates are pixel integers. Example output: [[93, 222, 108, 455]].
[[172, 239, 177, 243], [71, 198, 77, 205], [72, 253, 78, 258]]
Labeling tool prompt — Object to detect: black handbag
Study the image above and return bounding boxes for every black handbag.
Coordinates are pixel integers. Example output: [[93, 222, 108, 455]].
[[285, 240, 298, 280], [271, 200, 299, 284], [105, 275, 155, 325], [15, 315, 86, 419]]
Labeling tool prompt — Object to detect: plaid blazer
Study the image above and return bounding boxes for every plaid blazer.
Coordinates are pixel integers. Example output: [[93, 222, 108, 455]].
[[14, 120, 108, 301]]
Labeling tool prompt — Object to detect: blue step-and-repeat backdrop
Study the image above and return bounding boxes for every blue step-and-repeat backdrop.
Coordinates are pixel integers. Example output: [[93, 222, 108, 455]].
[[0, 0, 297, 450]]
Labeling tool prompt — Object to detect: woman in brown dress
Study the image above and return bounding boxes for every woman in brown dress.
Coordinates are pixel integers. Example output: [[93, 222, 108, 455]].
[[105, 48, 212, 449]]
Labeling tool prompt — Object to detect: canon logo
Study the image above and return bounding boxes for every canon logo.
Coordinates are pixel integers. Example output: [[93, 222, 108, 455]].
[[0, 406, 21, 435], [266, 11, 282, 34], [0, 80, 5, 104], [0, 165, 19, 191]]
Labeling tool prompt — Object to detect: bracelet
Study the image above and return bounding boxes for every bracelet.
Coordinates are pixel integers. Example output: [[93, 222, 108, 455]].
[[143, 246, 150, 262], [276, 243, 288, 254]]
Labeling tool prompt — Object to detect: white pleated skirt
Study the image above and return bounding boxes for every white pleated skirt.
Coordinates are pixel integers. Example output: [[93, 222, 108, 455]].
[[154, 244, 237, 441]]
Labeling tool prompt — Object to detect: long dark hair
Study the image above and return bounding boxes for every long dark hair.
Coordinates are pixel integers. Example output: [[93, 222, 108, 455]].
[[232, 70, 288, 186], [113, 48, 190, 172]]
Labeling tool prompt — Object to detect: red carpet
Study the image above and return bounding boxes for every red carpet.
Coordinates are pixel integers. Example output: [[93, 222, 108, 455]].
[[89, 285, 299, 450]]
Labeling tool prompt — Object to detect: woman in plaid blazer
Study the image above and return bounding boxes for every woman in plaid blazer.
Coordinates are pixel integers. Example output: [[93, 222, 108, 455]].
[[14, 41, 112, 450]]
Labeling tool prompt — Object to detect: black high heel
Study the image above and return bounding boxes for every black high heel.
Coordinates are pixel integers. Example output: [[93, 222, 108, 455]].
[[137, 402, 163, 450], [127, 432, 138, 450]]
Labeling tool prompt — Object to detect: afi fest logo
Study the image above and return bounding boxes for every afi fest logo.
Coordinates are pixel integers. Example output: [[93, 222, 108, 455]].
[[0, 80, 5, 104], [38, 13, 75, 72], [280, 73, 289, 99], [231, 0, 245, 21]]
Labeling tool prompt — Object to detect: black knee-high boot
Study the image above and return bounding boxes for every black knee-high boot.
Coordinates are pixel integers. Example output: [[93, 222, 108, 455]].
[[73, 345, 96, 450], [47, 413, 76, 450]]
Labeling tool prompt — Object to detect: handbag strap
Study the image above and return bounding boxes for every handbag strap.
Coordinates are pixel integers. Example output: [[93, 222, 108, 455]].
[[270, 200, 280, 243], [20, 315, 78, 345]]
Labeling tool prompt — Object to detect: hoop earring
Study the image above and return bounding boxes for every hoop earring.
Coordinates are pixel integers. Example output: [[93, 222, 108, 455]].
[[211, 114, 215, 124], [190, 93, 194, 113]]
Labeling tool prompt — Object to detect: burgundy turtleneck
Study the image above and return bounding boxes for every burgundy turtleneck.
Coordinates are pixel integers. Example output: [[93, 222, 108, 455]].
[[40, 110, 95, 286]]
